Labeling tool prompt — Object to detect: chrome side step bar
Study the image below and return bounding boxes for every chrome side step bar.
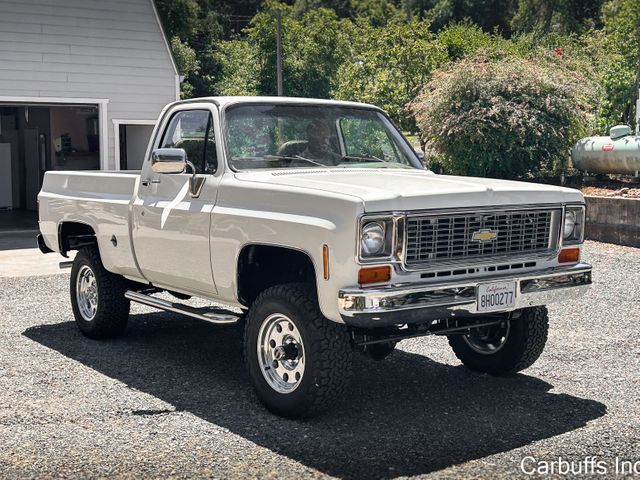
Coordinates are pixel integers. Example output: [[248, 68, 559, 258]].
[[125, 290, 239, 325]]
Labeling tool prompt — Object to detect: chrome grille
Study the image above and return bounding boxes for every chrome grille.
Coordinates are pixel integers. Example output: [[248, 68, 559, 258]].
[[405, 208, 559, 267]]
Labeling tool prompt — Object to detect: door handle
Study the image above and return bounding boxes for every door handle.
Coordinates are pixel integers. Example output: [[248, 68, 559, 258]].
[[141, 178, 161, 187]]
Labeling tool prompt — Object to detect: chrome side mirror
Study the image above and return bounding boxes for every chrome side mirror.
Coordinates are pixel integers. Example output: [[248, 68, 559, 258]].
[[151, 148, 187, 174], [150, 147, 205, 198], [414, 147, 425, 162]]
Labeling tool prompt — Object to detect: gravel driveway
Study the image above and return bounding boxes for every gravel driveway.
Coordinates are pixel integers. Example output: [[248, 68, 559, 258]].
[[1, 241, 638, 479]]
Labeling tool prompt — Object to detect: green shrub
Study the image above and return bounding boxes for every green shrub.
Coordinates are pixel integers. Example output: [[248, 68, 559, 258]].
[[410, 53, 598, 179]]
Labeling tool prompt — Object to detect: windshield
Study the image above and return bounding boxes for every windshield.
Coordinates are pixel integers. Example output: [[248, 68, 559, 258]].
[[224, 104, 422, 171]]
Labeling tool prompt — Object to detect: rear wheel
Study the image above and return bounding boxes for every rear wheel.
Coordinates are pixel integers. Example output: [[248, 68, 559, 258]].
[[70, 247, 130, 339], [244, 283, 352, 418], [448, 306, 549, 375]]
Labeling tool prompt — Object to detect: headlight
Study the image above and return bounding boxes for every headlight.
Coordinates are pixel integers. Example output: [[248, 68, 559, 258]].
[[563, 210, 576, 239], [359, 217, 395, 260], [563, 205, 585, 244], [361, 222, 385, 256]]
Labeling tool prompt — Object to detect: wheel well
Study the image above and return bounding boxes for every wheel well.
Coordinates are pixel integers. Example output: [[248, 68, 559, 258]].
[[237, 244, 317, 306], [58, 222, 97, 255]]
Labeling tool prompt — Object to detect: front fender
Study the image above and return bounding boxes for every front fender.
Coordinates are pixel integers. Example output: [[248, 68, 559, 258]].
[[210, 211, 361, 322]]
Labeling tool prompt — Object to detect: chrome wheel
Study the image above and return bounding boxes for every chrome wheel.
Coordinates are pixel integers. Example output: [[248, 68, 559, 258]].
[[76, 265, 98, 321], [257, 313, 305, 394], [463, 321, 511, 355]]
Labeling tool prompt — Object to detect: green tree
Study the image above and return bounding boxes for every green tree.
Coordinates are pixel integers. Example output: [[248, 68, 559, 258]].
[[511, 0, 603, 35], [350, 0, 406, 26], [170, 37, 199, 98], [291, 0, 407, 24], [214, 39, 260, 95], [595, 0, 640, 129], [429, 0, 516, 34], [411, 53, 598, 178], [292, 0, 355, 18], [155, 0, 223, 97], [334, 21, 525, 134], [156, 0, 200, 39], [334, 18, 445, 132], [247, 2, 354, 98]]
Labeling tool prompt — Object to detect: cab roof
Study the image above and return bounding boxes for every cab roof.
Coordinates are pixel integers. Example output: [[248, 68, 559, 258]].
[[174, 96, 381, 111]]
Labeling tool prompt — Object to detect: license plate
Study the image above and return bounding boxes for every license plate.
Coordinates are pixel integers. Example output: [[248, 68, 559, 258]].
[[477, 281, 517, 313]]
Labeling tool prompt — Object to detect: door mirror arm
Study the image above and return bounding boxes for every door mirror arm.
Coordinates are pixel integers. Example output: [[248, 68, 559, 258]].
[[185, 159, 196, 174], [189, 175, 205, 198], [185, 159, 205, 198]]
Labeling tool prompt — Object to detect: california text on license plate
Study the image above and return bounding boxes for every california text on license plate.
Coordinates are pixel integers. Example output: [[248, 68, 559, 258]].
[[477, 281, 517, 313]]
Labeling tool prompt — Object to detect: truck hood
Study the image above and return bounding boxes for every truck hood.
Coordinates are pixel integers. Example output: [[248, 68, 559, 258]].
[[234, 168, 584, 212]]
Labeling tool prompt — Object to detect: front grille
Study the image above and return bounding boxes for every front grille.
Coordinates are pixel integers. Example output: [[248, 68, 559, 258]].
[[405, 208, 560, 267]]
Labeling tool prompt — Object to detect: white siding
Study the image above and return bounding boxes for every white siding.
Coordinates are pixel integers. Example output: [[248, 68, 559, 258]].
[[0, 0, 178, 169]]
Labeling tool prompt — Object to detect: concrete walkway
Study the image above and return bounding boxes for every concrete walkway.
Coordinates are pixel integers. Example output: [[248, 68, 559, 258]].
[[0, 231, 74, 277]]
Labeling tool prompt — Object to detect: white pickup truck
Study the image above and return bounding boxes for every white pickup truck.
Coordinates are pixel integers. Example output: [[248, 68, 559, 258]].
[[38, 96, 592, 418]]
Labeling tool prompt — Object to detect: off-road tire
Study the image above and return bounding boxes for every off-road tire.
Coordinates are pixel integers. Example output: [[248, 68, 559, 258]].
[[448, 306, 549, 375], [244, 283, 352, 418], [70, 246, 130, 339]]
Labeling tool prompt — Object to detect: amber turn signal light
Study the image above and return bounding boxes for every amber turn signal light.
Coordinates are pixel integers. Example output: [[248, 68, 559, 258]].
[[322, 244, 330, 280], [358, 266, 391, 285], [558, 247, 580, 264]]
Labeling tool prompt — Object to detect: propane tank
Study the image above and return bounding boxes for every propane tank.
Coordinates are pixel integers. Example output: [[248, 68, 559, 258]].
[[571, 125, 640, 175]]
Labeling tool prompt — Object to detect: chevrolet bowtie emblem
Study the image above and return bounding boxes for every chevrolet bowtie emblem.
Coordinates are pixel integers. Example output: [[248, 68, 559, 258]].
[[471, 229, 498, 242]]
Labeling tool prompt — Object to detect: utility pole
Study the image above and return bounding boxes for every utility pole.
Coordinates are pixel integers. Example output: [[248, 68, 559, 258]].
[[276, 9, 283, 96]]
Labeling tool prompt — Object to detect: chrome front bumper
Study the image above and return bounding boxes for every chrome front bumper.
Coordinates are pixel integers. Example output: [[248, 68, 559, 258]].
[[338, 263, 592, 328]]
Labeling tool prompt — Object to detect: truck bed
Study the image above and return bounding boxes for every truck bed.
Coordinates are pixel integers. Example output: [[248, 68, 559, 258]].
[[38, 171, 142, 279]]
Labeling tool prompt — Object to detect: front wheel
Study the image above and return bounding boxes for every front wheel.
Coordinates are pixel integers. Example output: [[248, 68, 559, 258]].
[[448, 306, 549, 375], [243, 283, 353, 418], [70, 247, 130, 339]]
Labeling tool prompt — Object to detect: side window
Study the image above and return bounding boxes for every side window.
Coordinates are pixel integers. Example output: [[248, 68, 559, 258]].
[[159, 110, 217, 174]]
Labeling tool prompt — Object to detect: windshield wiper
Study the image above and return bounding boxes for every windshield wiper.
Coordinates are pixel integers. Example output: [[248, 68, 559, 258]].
[[263, 154, 329, 168], [294, 155, 330, 168], [341, 154, 389, 164]]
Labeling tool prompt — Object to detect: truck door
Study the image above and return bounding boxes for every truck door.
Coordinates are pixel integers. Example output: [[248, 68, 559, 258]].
[[132, 104, 221, 296]]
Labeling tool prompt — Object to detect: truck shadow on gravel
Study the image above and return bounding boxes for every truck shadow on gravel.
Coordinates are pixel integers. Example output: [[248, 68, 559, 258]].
[[24, 313, 606, 479]]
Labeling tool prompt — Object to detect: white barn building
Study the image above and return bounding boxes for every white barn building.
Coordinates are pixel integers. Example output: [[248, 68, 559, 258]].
[[0, 0, 179, 215]]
